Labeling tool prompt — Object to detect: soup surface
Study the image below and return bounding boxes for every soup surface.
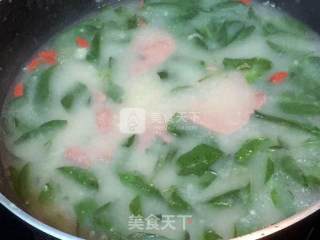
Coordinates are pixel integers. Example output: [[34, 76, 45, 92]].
[[2, 0, 320, 239]]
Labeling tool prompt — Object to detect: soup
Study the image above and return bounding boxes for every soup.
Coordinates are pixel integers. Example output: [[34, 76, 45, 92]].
[[2, 0, 320, 239]]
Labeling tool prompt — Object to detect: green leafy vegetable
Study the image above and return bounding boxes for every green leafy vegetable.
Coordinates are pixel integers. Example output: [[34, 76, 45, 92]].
[[171, 85, 193, 93], [262, 15, 307, 36], [61, 82, 90, 111], [235, 138, 269, 164], [158, 71, 169, 80], [118, 171, 162, 197], [127, 15, 139, 29], [164, 187, 192, 212], [201, 0, 242, 12], [153, 145, 178, 175], [33, 66, 56, 109], [278, 94, 320, 115], [234, 215, 261, 237], [15, 120, 67, 144], [289, 56, 320, 99], [271, 185, 295, 217], [223, 57, 272, 83], [12, 163, 32, 201], [279, 156, 307, 186], [86, 30, 102, 63], [207, 184, 250, 208], [167, 113, 200, 137], [193, 20, 255, 50], [218, 21, 255, 47], [106, 79, 124, 103], [3, 97, 31, 134], [102, 57, 124, 103], [122, 135, 137, 148], [9, 167, 20, 195], [58, 166, 99, 190], [255, 111, 320, 136], [145, 0, 200, 21], [265, 158, 275, 183], [74, 199, 122, 238], [39, 182, 55, 204], [199, 171, 217, 188], [128, 232, 171, 240], [74, 198, 99, 226], [202, 228, 222, 240], [184, 231, 191, 240], [177, 144, 223, 176], [266, 40, 308, 57], [129, 196, 143, 216], [93, 202, 114, 232]]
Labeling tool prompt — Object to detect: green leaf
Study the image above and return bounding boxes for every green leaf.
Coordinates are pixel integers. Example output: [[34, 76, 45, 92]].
[[58, 166, 99, 191], [13, 163, 32, 201], [202, 228, 222, 240], [248, 6, 260, 21], [183, 231, 191, 240], [306, 175, 320, 187], [193, 20, 255, 50], [280, 156, 307, 187], [167, 113, 202, 137], [262, 15, 307, 37], [74, 199, 122, 238], [278, 92, 320, 116], [118, 171, 162, 197], [263, 22, 287, 36], [39, 182, 55, 204], [234, 216, 260, 237], [177, 144, 223, 176], [153, 145, 178, 175], [207, 184, 250, 208], [128, 232, 171, 240], [201, 1, 242, 12], [255, 111, 320, 137], [102, 57, 124, 103], [265, 158, 275, 183], [93, 202, 114, 231], [235, 138, 269, 164], [33, 66, 56, 109], [106, 79, 124, 103], [9, 166, 20, 195], [279, 98, 320, 115], [157, 71, 169, 80], [223, 58, 272, 83], [129, 196, 143, 216], [61, 82, 90, 111], [271, 185, 295, 217], [164, 186, 192, 212], [171, 85, 193, 93], [74, 198, 99, 226], [127, 15, 139, 29], [218, 21, 255, 47], [199, 171, 217, 188], [289, 56, 320, 99], [122, 135, 137, 148], [86, 30, 102, 63], [266, 40, 308, 57], [15, 120, 67, 144], [2, 96, 36, 135]]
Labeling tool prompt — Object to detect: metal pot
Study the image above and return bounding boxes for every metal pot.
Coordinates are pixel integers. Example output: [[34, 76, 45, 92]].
[[0, 0, 319, 239]]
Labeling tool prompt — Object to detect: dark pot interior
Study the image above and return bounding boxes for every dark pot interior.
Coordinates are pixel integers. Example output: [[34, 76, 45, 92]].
[[0, 0, 320, 239]]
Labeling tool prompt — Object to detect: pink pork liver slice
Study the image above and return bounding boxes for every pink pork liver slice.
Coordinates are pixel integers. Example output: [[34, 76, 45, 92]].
[[64, 92, 116, 167], [93, 91, 113, 134], [130, 28, 176, 76], [190, 73, 267, 135]]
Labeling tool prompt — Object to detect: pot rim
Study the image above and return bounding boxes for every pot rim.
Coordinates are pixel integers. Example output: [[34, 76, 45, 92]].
[[1, 192, 319, 240]]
